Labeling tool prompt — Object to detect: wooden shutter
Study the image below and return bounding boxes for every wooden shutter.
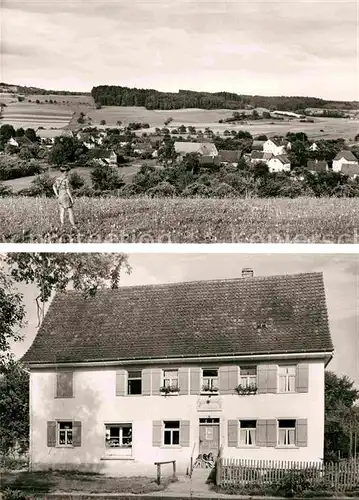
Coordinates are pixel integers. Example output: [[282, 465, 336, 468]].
[[257, 365, 267, 394], [256, 420, 267, 447], [190, 367, 201, 395], [56, 371, 73, 398], [227, 420, 238, 447], [296, 419, 308, 447], [47, 421, 56, 447], [73, 421, 82, 447], [151, 369, 162, 396], [266, 365, 278, 393], [152, 420, 162, 447], [116, 370, 126, 396], [266, 419, 277, 447], [180, 420, 190, 447], [219, 366, 238, 394], [142, 368, 151, 396], [178, 367, 189, 395], [296, 364, 309, 393]]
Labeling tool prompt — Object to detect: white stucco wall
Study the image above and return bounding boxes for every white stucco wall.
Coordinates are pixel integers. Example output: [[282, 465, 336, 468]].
[[263, 140, 286, 156], [268, 159, 291, 172], [29, 360, 325, 476]]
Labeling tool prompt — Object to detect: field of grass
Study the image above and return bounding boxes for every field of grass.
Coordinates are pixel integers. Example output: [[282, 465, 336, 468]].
[[0, 102, 74, 128], [1, 470, 170, 494], [0, 196, 358, 243]]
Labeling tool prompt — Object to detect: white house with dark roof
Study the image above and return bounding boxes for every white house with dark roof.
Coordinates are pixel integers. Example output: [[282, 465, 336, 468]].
[[263, 138, 291, 156], [267, 155, 291, 172], [332, 150, 359, 172], [22, 271, 333, 476], [174, 141, 218, 159]]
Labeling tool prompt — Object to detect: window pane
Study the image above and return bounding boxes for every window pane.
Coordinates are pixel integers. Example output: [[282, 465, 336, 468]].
[[279, 420, 296, 428], [110, 427, 120, 438], [59, 422, 72, 430], [164, 430, 171, 445], [240, 420, 256, 429], [128, 379, 142, 394], [248, 429, 256, 445], [288, 429, 296, 445], [203, 369, 218, 377], [288, 376, 296, 392], [278, 429, 285, 445], [164, 370, 178, 378], [67, 431, 73, 445], [59, 430, 66, 444], [128, 371, 141, 379], [279, 376, 286, 392], [241, 367, 256, 376], [239, 429, 247, 446], [164, 421, 180, 429], [173, 430, 180, 445]]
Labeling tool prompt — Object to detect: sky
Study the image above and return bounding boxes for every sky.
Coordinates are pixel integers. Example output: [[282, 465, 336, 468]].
[[1, 0, 358, 101], [9, 252, 359, 389]]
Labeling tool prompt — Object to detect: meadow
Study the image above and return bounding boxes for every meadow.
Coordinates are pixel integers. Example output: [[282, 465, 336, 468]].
[[0, 102, 73, 128], [0, 196, 358, 243]]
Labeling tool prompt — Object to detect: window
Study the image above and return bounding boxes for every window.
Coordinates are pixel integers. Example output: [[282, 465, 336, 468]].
[[239, 420, 257, 446], [127, 370, 142, 395], [57, 421, 73, 446], [278, 419, 296, 446], [278, 366, 296, 393], [163, 369, 179, 389], [202, 368, 219, 392], [240, 367, 257, 388], [163, 421, 180, 446], [105, 424, 132, 448]]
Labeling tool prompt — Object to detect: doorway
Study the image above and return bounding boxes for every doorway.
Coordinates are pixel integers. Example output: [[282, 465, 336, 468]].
[[199, 418, 220, 457]]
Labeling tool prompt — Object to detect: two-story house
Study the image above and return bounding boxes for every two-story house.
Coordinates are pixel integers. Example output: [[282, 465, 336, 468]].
[[267, 155, 291, 172], [22, 271, 333, 476], [174, 141, 218, 161], [263, 138, 291, 156]]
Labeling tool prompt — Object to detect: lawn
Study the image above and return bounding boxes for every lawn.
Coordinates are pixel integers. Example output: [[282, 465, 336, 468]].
[[0, 196, 358, 243], [0, 470, 171, 495]]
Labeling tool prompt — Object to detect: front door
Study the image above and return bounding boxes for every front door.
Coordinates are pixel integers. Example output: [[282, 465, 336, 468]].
[[199, 418, 220, 457]]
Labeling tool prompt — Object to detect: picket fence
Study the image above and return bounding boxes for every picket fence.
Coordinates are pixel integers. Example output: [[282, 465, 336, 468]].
[[217, 458, 359, 491]]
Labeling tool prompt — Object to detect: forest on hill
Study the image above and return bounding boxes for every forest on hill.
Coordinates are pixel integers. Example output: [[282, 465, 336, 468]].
[[91, 85, 358, 111]]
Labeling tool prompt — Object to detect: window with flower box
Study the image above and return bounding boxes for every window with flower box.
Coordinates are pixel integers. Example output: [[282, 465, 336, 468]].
[[201, 368, 219, 393]]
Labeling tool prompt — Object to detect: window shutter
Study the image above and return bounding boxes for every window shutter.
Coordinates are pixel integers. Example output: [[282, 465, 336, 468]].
[[219, 366, 238, 394], [296, 364, 309, 393], [267, 365, 278, 393], [151, 369, 162, 396], [178, 367, 189, 395], [227, 420, 238, 447], [116, 370, 126, 396], [73, 421, 82, 447], [180, 420, 190, 447], [152, 420, 162, 447], [47, 421, 56, 447], [56, 371, 73, 398], [142, 368, 151, 396], [190, 367, 201, 395], [266, 419, 277, 447], [257, 365, 267, 393], [256, 420, 267, 447], [296, 419, 308, 447]]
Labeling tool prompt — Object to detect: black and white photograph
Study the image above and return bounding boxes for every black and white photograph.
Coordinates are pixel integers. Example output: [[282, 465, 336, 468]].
[[0, 0, 358, 242], [0, 252, 358, 496]]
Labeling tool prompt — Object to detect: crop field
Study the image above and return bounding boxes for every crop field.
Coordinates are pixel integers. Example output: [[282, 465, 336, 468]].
[[0, 196, 358, 243], [0, 101, 74, 128]]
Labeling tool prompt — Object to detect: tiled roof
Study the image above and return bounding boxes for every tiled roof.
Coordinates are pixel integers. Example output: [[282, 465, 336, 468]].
[[307, 160, 328, 172], [22, 273, 333, 365], [37, 129, 71, 139], [333, 150, 358, 162], [174, 142, 217, 155], [218, 150, 242, 162], [270, 154, 290, 165], [252, 140, 265, 150], [251, 151, 272, 160], [269, 137, 289, 147]]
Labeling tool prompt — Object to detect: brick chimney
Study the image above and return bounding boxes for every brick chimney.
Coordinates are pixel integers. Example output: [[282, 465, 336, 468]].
[[242, 268, 254, 278]]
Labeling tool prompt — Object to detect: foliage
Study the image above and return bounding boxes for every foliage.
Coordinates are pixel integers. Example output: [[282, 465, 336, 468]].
[[324, 371, 359, 462], [48, 137, 86, 166], [0, 361, 29, 455], [0, 274, 25, 363], [91, 85, 357, 111], [147, 181, 177, 197], [0, 125, 16, 150], [235, 384, 258, 395], [69, 171, 85, 190], [159, 385, 180, 394], [275, 471, 311, 497], [90, 164, 124, 191]]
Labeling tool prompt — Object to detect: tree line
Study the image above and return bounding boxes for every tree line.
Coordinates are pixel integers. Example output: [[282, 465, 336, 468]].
[[91, 86, 358, 111]]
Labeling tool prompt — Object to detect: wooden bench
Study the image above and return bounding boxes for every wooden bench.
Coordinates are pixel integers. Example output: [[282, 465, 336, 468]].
[[154, 460, 177, 485]]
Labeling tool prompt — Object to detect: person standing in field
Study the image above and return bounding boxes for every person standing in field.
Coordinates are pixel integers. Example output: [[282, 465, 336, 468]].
[[53, 166, 76, 228]]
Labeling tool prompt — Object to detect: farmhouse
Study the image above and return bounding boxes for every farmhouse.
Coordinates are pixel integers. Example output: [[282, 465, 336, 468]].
[[308, 142, 319, 152], [249, 151, 273, 165], [22, 271, 333, 476], [332, 150, 359, 172], [263, 138, 291, 156], [218, 150, 242, 166], [37, 129, 73, 145], [341, 163, 359, 179], [267, 155, 291, 172], [90, 149, 118, 166], [174, 141, 218, 159]]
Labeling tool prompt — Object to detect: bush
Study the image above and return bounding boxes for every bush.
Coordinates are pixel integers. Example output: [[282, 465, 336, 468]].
[[2, 489, 28, 500], [91, 164, 124, 191], [275, 471, 311, 497], [146, 181, 177, 197], [69, 171, 85, 190], [0, 158, 42, 181]]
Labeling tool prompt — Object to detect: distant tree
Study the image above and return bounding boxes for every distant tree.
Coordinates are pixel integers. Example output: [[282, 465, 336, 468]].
[[17, 96, 25, 102], [116, 120, 122, 126], [0, 124, 16, 149], [90, 164, 124, 190], [255, 135, 268, 141], [354, 133, 359, 142], [15, 128, 25, 137], [100, 119, 106, 125], [18, 147, 33, 160], [164, 117, 173, 126], [69, 171, 85, 190], [95, 103, 102, 109], [24, 128, 37, 142], [49, 136, 82, 165], [157, 139, 178, 166], [188, 126, 196, 134], [262, 111, 271, 119], [178, 125, 187, 134]]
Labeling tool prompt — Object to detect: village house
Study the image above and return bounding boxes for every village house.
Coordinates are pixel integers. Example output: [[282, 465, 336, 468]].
[[267, 155, 291, 172], [251, 140, 266, 151], [308, 142, 319, 152], [307, 160, 329, 174], [218, 150, 242, 166], [36, 129, 73, 146], [249, 151, 273, 166], [174, 141, 218, 160], [332, 150, 359, 172], [22, 271, 333, 477], [341, 163, 359, 179], [263, 138, 291, 156], [90, 149, 118, 166]]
